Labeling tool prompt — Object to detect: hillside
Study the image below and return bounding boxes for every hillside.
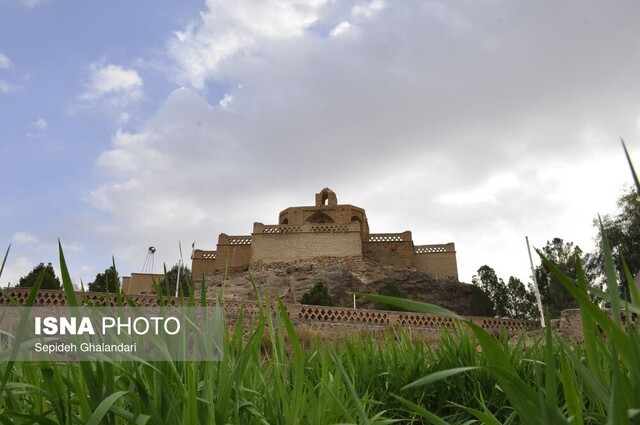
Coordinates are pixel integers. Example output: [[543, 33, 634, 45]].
[[200, 257, 493, 316]]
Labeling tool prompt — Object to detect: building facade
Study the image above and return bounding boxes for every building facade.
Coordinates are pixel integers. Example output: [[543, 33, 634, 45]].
[[192, 188, 458, 279]]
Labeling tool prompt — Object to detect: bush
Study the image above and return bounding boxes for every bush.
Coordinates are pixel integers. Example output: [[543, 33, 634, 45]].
[[300, 281, 334, 306]]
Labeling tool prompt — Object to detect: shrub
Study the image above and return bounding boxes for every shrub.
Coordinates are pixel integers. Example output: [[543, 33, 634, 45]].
[[300, 281, 334, 306]]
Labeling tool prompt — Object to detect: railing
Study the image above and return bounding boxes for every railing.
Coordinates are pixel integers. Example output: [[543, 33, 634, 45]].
[[262, 225, 303, 234], [228, 236, 252, 245], [367, 233, 410, 242], [309, 224, 350, 233], [414, 243, 455, 254], [255, 222, 358, 234], [415, 245, 449, 254], [202, 251, 217, 259]]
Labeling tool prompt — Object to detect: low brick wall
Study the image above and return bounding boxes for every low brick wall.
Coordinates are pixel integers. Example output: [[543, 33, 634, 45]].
[[0, 289, 540, 338]]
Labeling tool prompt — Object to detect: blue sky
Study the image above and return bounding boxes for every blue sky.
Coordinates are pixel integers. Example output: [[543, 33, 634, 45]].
[[2, 0, 640, 288]]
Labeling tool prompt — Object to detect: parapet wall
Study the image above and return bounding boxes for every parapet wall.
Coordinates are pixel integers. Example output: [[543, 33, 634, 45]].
[[191, 234, 252, 276], [191, 250, 218, 279], [414, 243, 458, 279], [362, 231, 415, 268], [251, 222, 362, 264], [216, 234, 252, 270], [194, 233, 459, 280]]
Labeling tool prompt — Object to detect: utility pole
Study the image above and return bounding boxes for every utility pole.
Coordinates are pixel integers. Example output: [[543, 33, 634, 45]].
[[526, 236, 545, 328]]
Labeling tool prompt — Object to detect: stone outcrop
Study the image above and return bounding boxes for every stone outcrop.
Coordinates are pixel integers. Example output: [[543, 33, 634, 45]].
[[200, 256, 493, 316]]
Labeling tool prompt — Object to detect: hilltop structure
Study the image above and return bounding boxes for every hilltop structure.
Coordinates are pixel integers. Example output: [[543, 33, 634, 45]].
[[192, 188, 458, 279]]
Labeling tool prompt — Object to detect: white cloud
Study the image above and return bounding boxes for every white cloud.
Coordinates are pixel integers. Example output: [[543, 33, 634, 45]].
[[1, 257, 33, 287], [168, 0, 329, 88], [330, 21, 352, 37], [219, 93, 234, 109], [90, 0, 640, 284], [27, 117, 48, 138], [0, 80, 16, 94], [81, 63, 143, 106], [12, 232, 38, 245], [21, 0, 49, 9], [33, 118, 47, 129], [352, 0, 385, 19], [0, 51, 12, 69]]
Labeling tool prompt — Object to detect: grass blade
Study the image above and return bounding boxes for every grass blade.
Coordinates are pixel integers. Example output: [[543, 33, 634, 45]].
[[358, 293, 463, 320], [58, 239, 78, 307], [621, 138, 640, 194], [0, 244, 10, 279], [402, 367, 479, 390]]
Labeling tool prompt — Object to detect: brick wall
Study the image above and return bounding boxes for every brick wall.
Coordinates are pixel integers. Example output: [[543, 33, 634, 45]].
[[361, 231, 414, 268], [122, 273, 164, 294], [414, 243, 458, 279], [0, 289, 541, 338], [192, 250, 218, 279], [251, 223, 362, 264]]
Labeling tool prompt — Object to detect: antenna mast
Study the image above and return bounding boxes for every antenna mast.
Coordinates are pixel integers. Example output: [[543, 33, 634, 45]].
[[142, 246, 156, 274]]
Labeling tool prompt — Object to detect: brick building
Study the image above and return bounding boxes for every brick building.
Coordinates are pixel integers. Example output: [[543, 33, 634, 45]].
[[192, 188, 458, 279]]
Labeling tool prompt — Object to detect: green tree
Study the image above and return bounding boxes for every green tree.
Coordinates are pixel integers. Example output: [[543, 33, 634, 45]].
[[18, 262, 61, 290], [374, 280, 407, 311], [472, 265, 509, 318], [300, 281, 334, 306], [88, 265, 119, 293], [535, 238, 583, 319], [505, 276, 538, 320], [469, 285, 495, 317], [587, 186, 640, 298], [160, 264, 192, 297]]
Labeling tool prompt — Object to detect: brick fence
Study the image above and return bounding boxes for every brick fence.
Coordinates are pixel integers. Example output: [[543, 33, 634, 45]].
[[0, 289, 540, 338]]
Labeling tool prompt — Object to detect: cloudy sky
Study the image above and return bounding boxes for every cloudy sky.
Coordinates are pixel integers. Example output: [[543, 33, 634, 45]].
[[2, 0, 640, 289]]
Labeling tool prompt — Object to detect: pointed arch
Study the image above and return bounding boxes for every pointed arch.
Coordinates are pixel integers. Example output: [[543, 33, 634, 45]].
[[306, 212, 335, 224]]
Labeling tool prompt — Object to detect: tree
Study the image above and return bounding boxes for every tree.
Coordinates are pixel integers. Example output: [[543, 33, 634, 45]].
[[472, 265, 509, 317], [535, 238, 583, 319], [160, 264, 192, 297], [472, 266, 538, 319], [88, 265, 119, 293], [374, 280, 407, 311], [18, 263, 61, 290], [300, 281, 334, 306], [505, 277, 537, 320], [469, 285, 495, 317], [587, 186, 640, 298]]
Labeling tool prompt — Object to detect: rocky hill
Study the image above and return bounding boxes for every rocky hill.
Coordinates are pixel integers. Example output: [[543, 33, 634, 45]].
[[200, 257, 493, 317]]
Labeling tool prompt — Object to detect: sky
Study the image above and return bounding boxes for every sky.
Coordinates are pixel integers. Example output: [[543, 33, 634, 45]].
[[2, 0, 640, 289]]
